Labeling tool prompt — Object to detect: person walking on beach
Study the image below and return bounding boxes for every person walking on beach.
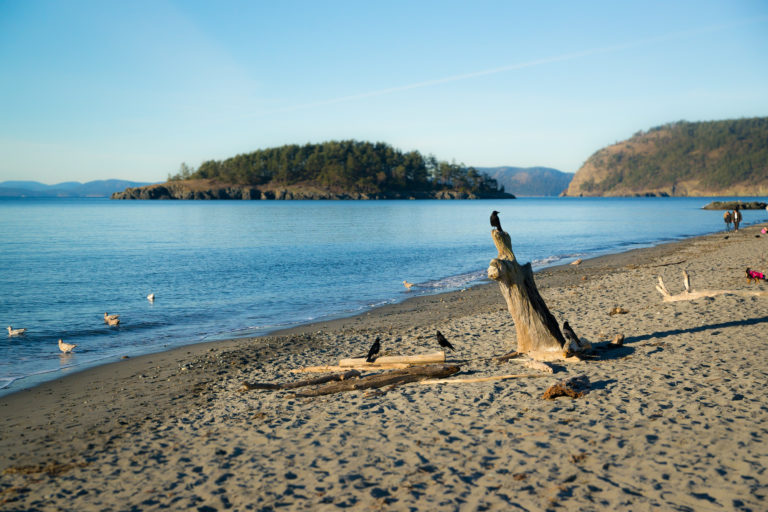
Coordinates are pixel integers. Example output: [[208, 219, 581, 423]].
[[723, 210, 732, 231], [733, 206, 742, 231]]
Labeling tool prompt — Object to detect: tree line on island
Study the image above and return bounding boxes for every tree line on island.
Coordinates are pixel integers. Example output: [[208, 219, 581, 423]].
[[165, 140, 505, 198]]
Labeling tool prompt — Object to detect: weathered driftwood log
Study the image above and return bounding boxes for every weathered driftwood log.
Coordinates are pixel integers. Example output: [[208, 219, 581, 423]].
[[487, 229, 566, 359], [338, 351, 445, 367], [240, 370, 361, 392], [293, 364, 460, 397], [419, 373, 546, 384], [656, 270, 768, 302], [292, 363, 412, 373]]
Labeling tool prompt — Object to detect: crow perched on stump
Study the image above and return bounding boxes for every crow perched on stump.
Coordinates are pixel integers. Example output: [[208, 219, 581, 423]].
[[365, 337, 381, 362], [436, 330, 455, 351], [490, 210, 502, 232]]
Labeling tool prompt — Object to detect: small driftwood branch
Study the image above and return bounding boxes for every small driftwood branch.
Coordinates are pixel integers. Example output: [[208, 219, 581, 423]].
[[293, 365, 460, 397], [338, 351, 445, 367], [419, 373, 546, 385], [291, 363, 412, 373], [240, 370, 361, 392], [656, 271, 768, 302], [494, 351, 522, 363]]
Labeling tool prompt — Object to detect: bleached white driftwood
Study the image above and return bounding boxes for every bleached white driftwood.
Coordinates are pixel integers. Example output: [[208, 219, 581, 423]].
[[338, 351, 445, 367], [487, 229, 567, 360], [656, 270, 768, 302]]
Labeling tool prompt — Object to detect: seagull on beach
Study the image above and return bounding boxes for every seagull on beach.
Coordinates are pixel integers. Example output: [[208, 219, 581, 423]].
[[365, 337, 381, 363], [403, 280, 414, 289], [7, 326, 26, 337], [147, 293, 155, 302], [435, 330, 455, 351], [562, 321, 581, 349], [104, 312, 120, 323], [490, 211, 503, 232], [58, 339, 77, 353]]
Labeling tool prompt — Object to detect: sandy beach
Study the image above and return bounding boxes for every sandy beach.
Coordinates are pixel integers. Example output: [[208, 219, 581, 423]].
[[2, 225, 768, 511]]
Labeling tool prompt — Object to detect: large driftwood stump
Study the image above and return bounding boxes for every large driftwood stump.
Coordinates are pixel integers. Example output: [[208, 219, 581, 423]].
[[487, 230, 566, 360]]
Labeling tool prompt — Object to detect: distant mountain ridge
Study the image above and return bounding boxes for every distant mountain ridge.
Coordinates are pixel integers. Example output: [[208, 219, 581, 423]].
[[565, 117, 768, 197], [0, 180, 154, 197], [477, 167, 573, 196]]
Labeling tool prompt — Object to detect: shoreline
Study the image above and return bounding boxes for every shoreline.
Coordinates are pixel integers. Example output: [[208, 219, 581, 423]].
[[0, 223, 706, 399], [0, 227, 709, 400], [2, 224, 768, 509]]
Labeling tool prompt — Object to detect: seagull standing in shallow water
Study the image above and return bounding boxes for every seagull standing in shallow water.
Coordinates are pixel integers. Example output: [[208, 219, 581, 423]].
[[104, 312, 119, 323], [58, 339, 77, 353], [7, 326, 26, 337]]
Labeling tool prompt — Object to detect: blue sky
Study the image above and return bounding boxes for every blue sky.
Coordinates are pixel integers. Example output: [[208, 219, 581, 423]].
[[1, 0, 766, 183]]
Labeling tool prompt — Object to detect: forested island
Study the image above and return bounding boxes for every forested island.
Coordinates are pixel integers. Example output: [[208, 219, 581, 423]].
[[112, 141, 514, 200], [565, 117, 768, 197]]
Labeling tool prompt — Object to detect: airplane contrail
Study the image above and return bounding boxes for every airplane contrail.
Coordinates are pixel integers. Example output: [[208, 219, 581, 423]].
[[263, 17, 767, 115]]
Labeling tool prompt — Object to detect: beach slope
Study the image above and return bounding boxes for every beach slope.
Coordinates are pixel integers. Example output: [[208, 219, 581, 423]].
[[2, 226, 768, 510]]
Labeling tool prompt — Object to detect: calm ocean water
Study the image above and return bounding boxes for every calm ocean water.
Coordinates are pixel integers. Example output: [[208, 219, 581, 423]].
[[0, 197, 764, 395]]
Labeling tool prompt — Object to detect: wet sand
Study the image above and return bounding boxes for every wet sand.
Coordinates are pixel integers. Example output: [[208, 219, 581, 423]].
[[2, 225, 768, 510]]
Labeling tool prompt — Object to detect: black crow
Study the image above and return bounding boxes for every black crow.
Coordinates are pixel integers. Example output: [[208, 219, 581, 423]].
[[490, 210, 502, 232], [436, 330, 455, 351], [365, 336, 381, 362], [562, 321, 581, 348]]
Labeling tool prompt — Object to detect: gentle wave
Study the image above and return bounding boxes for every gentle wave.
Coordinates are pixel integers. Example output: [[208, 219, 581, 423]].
[[414, 269, 489, 291]]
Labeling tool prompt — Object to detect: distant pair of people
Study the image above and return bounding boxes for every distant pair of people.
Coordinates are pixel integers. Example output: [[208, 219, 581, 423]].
[[723, 206, 742, 231]]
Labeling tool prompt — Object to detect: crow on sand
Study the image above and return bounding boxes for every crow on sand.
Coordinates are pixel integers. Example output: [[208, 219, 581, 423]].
[[490, 210, 502, 232], [562, 321, 581, 348], [435, 330, 455, 351], [365, 336, 381, 362]]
